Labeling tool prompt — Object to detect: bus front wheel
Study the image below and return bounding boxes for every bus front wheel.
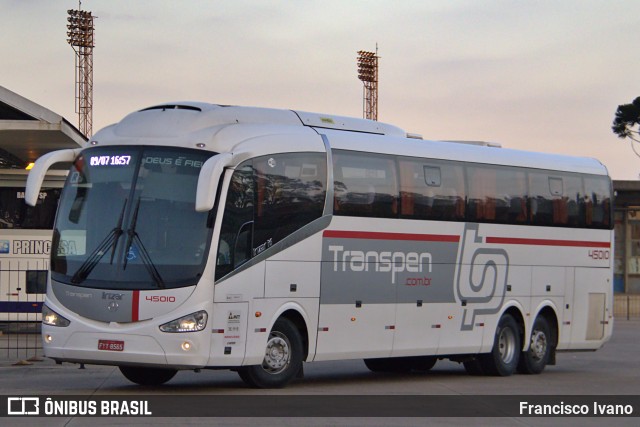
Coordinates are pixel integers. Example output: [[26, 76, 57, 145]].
[[119, 366, 177, 386], [237, 318, 303, 388], [480, 314, 521, 376]]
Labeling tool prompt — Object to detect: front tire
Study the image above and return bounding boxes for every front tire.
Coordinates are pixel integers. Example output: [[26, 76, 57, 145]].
[[518, 316, 551, 374], [480, 314, 521, 376], [238, 318, 303, 388], [119, 366, 177, 386]]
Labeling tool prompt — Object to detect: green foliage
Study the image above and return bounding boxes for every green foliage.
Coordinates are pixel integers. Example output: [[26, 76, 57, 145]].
[[612, 97, 640, 142]]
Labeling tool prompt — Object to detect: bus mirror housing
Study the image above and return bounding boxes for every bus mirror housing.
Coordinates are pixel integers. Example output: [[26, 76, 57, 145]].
[[25, 149, 80, 207], [196, 152, 233, 212]]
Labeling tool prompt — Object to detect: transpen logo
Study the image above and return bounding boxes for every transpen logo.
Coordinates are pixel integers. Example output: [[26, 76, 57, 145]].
[[0, 240, 10, 254], [328, 245, 432, 284], [456, 224, 509, 331]]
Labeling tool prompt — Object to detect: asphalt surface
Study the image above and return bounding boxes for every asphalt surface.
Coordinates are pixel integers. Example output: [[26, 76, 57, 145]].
[[1, 319, 639, 426]]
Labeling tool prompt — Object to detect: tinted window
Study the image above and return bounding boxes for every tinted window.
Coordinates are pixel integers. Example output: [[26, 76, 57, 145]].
[[26, 270, 48, 293], [253, 153, 326, 253], [216, 153, 326, 280], [0, 187, 61, 229], [334, 151, 398, 218], [584, 175, 612, 229], [466, 165, 527, 224], [216, 162, 254, 279], [398, 158, 465, 221], [530, 172, 584, 227], [329, 149, 610, 230]]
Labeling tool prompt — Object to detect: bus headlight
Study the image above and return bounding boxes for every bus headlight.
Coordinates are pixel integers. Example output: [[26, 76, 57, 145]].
[[159, 310, 208, 333], [42, 305, 70, 327]]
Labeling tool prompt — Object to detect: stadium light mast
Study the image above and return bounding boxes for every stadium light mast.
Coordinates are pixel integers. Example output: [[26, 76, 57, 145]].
[[357, 46, 379, 121], [67, 4, 95, 137]]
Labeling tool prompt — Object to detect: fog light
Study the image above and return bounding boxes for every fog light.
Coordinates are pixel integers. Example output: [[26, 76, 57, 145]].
[[44, 334, 53, 344], [181, 341, 192, 352]]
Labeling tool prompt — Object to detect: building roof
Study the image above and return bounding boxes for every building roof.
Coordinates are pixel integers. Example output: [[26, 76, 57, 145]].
[[614, 180, 640, 192], [0, 85, 86, 168]]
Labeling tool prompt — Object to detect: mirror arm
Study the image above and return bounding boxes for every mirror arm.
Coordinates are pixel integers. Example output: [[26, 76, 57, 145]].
[[195, 152, 233, 212], [25, 149, 81, 206]]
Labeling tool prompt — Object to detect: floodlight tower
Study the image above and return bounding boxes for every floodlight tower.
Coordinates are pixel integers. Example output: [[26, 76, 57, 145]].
[[67, 7, 95, 137], [357, 47, 379, 121]]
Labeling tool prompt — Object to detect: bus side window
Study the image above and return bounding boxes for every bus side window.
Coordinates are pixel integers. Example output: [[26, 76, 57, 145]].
[[466, 166, 497, 222], [398, 158, 464, 222], [530, 172, 585, 227], [216, 162, 254, 280], [562, 174, 584, 227], [584, 176, 612, 229], [529, 172, 554, 226], [26, 270, 48, 293], [253, 153, 326, 250], [0, 187, 61, 230], [466, 165, 527, 225], [333, 151, 398, 218]]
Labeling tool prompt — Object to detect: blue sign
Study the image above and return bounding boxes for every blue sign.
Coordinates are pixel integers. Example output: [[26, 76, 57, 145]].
[[0, 240, 9, 254]]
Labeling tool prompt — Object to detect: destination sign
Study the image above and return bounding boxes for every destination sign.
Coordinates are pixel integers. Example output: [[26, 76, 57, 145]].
[[89, 155, 132, 167]]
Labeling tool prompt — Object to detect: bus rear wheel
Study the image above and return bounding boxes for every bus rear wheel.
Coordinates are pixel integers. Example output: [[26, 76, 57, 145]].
[[518, 316, 551, 375], [237, 318, 303, 388], [119, 366, 177, 386], [480, 314, 521, 376]]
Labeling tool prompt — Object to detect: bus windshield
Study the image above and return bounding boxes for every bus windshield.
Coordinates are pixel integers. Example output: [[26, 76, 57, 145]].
[[51, 146, 216, 290]]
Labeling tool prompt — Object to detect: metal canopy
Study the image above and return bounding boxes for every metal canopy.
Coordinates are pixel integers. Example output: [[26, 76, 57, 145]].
[[0, 85, 86, 168]]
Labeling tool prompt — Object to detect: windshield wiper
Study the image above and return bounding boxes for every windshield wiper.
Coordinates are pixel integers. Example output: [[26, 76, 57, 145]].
[[70, 199, 127, 285], [123, 197, 166, 289]]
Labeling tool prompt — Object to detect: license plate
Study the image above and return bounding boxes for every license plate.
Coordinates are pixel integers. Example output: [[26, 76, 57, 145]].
[[98, 339, 124, 352]]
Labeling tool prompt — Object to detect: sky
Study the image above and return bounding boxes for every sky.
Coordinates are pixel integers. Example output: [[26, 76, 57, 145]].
[[3, 0, 640, 179]]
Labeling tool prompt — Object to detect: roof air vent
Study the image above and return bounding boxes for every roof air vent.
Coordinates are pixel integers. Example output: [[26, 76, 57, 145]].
[[139, 105, 202, 112]]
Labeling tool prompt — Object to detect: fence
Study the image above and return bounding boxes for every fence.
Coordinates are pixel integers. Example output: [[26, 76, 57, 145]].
[[0, 322, 43, 363], [614, 294, 640, 320]]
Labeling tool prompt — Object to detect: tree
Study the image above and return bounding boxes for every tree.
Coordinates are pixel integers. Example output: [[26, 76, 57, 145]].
[[612, 97, 640, 157]]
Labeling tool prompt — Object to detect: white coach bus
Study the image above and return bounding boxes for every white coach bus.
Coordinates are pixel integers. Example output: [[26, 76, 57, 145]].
[[25, 103, 613, 387], [0, 169, 66, 322]]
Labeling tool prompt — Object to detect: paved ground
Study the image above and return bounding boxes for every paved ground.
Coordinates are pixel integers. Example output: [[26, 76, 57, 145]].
[[1, 320, 638, 426]]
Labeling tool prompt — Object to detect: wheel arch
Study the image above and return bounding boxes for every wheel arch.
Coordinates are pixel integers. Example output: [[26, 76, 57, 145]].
[[269, 304, 310, 362]]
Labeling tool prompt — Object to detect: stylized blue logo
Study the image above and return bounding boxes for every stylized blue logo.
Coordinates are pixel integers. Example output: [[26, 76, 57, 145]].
[[0, 240, 10, 254]]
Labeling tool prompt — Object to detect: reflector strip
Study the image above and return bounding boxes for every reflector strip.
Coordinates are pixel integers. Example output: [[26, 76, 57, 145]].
[[323, 230, 460, 242], [563, 321, 571, 325], [431, 324, 441, 329], [318, 327, 329, 332], [255, 328, 267, 333], [213, 329, 225, 333], [486, 236, 610, 248], [385, 325, 395, 330]]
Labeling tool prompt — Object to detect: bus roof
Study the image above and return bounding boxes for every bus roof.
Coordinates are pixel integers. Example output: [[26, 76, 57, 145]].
[[91, 102, 608, 177]]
